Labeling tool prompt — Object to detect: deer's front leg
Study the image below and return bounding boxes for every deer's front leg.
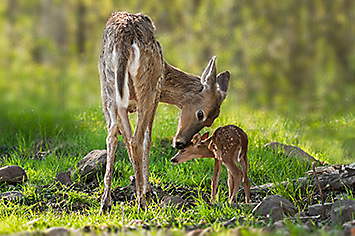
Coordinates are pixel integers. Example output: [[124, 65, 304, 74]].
[[211, 159, 222, 204]]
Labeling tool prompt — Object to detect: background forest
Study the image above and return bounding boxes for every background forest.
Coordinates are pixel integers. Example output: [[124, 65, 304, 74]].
[[1, 2, 355, 234], [0, 0, 354, 162], [1, 0, 354, 112]]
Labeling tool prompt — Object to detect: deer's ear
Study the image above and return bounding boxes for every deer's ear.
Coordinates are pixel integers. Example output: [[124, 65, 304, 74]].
[[192, 133, 201, 145], [201, 56, 217, 88], [216, 70, 230, 101], [201, 132, 209, 140]]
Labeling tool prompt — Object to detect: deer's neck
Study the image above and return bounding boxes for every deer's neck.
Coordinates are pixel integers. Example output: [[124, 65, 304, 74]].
[[160, 62, 203, 108]]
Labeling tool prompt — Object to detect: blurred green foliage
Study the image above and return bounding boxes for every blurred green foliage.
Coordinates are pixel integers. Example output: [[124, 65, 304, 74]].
[[0, 0, 354, 114]]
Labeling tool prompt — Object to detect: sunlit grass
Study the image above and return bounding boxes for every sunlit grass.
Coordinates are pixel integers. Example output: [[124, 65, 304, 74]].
[[0, 98, 354, 234]]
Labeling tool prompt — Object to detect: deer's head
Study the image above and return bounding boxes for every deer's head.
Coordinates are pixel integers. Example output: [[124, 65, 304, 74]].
[[171, 132, 213, 164], [173, 57, 230, 149]]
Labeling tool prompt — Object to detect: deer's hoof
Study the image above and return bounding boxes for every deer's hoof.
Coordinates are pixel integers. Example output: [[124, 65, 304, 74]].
[[99, 192, 112, 215], [99, 203, 112, 215]]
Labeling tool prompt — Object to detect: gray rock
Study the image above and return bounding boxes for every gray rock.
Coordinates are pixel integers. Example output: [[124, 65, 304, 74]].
[[252, 195, 298, 222], [331, 199, 355, 225], [343, 220, 355, 234], [56, 172, 73, 186], [0, 191, 24, 202], [264, 142, 317, 164], [0, 165, 27, 184], [44, 227, 70, 236], [162, 195, 185, 208], [8, 231, 38, 236], [270, 207, 284, 222], [272, 220, 287, 230], [69, 150, 107, 183], [308, 203, 333, 216]]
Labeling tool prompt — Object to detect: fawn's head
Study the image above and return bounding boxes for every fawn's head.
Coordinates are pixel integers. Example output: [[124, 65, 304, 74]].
[[173, 57, 230, 149], [171, 132, 214, 164]]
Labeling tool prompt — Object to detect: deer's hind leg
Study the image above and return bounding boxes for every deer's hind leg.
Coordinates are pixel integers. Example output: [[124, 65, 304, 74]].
[[129, 43, 163, 209], [131, 91, 160, 209], [99, 52, 133, 214], [99, 80, 123, 213]]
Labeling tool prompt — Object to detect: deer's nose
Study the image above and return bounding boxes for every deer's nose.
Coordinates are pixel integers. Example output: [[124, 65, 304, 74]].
[[175, 141, 186, 150]]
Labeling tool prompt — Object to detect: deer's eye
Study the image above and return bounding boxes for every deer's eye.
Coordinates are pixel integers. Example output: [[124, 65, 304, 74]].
[[196, 110, 204, 121]]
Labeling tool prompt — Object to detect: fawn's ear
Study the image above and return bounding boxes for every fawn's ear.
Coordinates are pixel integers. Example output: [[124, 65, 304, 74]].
[[207, 138, 214, 150], [201, 132, 209, 140], [192, 133, 201, 145]]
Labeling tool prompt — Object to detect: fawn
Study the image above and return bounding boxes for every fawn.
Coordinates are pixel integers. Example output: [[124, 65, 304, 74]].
[[171, 125, 250, 204]]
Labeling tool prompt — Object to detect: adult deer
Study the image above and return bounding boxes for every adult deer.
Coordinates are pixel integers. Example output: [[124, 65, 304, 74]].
[[171, 125, 250, 204], [99, 12, 230, 213]]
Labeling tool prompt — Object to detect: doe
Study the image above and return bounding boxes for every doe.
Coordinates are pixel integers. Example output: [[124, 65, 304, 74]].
[[171, 125, 250, 204]]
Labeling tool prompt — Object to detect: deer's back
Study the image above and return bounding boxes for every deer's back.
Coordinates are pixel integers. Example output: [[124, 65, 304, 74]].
[[99, 12, 164, 101], [102, 12, 156, 48]]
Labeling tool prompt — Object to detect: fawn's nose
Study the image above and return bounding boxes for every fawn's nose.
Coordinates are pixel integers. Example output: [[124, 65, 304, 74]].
[[175, 141, 186, 150]]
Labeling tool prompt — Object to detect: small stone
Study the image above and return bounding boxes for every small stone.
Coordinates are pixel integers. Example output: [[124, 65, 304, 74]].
[[308, 203, 333, 216], [273, 220, 286, 229], [0, 191, 24, 202], [44, 227, 69, 236], [162, 195, 185, 208], [343, 219, 355, 235], [55, 172, 72, 186], [0, 165, 27, 184], [69, 150, 107, 183], [270, 207, 284, 222], [252, 195, 298, 219], [331, 199, 355, 225], [82, 225, 91, 233], [294, 211, 307, 218]]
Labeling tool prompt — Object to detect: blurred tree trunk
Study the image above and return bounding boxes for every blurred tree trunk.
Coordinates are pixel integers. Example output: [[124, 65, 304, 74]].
[[52, 1, 68, 55], [76, 0, 86, 55], [6, 0, 16, 65], [38, 0, 51, 63], [6, 0, 16, 25]]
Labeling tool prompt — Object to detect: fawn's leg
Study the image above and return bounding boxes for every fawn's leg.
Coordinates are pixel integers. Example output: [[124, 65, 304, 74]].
[[224, 162, 243, 203], [240, 153, 250, 203], [227, 169, 234, 201], [211, 159, 222, 204]]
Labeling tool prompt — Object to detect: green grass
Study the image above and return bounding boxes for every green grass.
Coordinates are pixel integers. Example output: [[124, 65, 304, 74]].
[[0, 99, 354, 235]]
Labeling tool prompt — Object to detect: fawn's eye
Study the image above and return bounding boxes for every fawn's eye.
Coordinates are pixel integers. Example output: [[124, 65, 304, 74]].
[[196, 110, 204, 121]]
